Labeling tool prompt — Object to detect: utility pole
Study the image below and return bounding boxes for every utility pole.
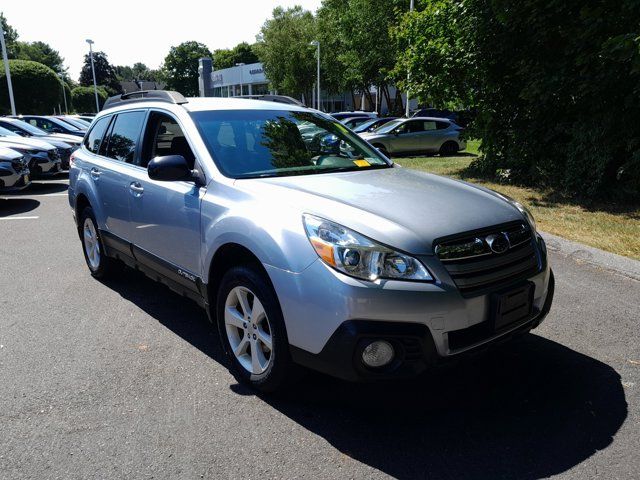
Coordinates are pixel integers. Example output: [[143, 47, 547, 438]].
[[0, 29, 16, 115], [405, 0, 414, 117], [86, 39, 100, 112], [59, 73, 68, 114]]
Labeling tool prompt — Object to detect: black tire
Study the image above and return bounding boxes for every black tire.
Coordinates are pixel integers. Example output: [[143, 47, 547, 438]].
[[78, 206, 121, 279], [439, 141, 459, 156], [216, 265, 295, 393]]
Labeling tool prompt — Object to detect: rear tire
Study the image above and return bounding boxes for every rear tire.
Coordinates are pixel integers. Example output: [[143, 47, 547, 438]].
[[216, 265, 295, 393], [439, 141, 459, 156], [79, 206, 121, 279]]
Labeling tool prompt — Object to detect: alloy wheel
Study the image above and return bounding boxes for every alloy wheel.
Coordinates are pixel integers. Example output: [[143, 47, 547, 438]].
[[83, 218, 100, 270], [224, 286, 273, 375]]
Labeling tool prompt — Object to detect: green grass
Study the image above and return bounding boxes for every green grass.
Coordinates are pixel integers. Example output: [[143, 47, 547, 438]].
[[399, 140, 640, 260]]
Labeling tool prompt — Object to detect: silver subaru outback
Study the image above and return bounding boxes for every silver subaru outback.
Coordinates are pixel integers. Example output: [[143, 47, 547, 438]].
[[68, 91, 554, 392]]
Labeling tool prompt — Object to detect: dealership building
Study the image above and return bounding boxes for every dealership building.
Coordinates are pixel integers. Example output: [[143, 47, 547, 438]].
[[198, 58, 415, 114]]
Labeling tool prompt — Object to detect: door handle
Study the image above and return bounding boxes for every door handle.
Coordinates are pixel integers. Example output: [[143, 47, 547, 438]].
[[90, 167, 101, 179], [129, 182, 144, 196]]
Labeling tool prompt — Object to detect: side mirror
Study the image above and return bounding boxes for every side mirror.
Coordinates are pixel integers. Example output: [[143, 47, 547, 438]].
[[148, 155, 194, 182]]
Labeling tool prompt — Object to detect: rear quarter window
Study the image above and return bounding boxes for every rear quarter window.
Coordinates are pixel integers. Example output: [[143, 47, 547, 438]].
[[84, 116, 112, 154]]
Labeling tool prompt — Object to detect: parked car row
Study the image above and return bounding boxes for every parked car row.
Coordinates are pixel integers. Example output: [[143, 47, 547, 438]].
[[0, 115, 89, 193]]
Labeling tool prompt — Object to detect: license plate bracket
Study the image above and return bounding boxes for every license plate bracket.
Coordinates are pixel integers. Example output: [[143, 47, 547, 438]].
[[491, 283, 534, 331]]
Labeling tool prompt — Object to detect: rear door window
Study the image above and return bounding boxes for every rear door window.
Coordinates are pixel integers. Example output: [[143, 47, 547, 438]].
[[104, 111, 146, 163], [84, 116, 112, 154]]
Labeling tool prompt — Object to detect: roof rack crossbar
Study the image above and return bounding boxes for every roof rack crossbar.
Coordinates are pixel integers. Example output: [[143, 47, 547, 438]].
[[102, 90, 188, 110]]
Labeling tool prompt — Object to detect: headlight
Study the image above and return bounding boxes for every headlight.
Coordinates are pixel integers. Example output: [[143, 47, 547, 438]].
[[303, 214, 433, 282]]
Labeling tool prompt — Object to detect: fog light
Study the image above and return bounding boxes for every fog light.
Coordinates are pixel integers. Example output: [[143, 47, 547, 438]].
[[361, 340, 394, 368]]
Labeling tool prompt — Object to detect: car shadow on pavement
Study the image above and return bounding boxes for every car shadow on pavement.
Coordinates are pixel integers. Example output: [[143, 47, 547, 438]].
[[101, 269, 627, 480], [260, 336, 627, 480], [0, 198, 40, 216]]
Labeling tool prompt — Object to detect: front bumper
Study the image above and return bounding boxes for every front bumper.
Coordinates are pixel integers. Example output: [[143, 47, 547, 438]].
[[266, 237, 554, 381], [0, 169, 31, 192], [290, 271, 554, 381], [29, 154, 61, 176]]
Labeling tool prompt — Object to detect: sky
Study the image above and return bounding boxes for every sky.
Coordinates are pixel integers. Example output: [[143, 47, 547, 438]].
[[2, 0, 322, 80]]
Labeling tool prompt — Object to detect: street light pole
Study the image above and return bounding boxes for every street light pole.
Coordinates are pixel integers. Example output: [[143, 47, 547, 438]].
[[405, 0, 414, 117], [235, 62, 245, 96], [86, 39, 100, 112], [59, 73, 68, 114], [310, 40, 320, 111], [0, 29, 16, 115]]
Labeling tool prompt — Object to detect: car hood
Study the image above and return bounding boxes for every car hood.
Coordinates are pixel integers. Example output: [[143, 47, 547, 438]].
[[41, 133, 81, 145], [0, 136, 54, 151], [36, 137, 72, 149], [0, 146, 23, 160], [238, 166, 524, 255], [359, 132, 388, 141]]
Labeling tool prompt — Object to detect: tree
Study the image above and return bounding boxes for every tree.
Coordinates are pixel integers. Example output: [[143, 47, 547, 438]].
[[71, 86, 108, 113], [0, 12, 19, 57], [0, 60, 62, 114], [116, 62, 160, 82], [160, 41, 212, 96], [395, 0, 640, 199], [79, 51, 121, 93], [16, 41, 66, 75], [213, 42, 259, 70], [255, 6, 317, 103]]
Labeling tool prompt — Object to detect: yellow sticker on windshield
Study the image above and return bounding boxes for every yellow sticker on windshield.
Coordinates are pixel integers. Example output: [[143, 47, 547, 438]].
[[353, 159, 371, 167]]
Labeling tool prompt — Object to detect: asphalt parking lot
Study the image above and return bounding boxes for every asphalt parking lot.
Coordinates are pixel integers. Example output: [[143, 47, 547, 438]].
[[1, 177, 639, 480]]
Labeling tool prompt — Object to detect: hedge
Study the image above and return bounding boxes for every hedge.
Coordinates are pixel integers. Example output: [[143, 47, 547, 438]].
[[0, 60, 62, 114], [71, 86, 108, 113]]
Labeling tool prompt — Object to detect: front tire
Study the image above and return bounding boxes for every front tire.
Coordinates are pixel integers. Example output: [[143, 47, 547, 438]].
[[79, 206, 121, 279], [216, 265, 295, 393], [439, 140, 459, 156]]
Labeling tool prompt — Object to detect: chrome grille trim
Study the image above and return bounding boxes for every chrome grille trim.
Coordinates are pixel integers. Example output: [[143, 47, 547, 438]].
[[434, 222, 540, 297]]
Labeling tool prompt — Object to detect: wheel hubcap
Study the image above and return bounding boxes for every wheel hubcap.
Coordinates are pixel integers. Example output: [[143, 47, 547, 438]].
[[83, 218, 100, 270], [224, 286, 273, 375]]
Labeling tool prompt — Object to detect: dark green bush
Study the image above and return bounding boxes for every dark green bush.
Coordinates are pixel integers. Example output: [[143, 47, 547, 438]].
[[0, 60, 62, 114], [396, 0, 640, 199], [71, 86, 108, 113]]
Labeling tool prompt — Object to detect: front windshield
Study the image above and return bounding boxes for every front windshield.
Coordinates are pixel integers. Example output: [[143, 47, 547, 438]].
[[9, 120, 47, 136], [353, 119, 379, 133], [55, 117, 83, 130], [0, 126, 19, 137], [373, 119, 403, 134], [191, 110, 391, 179]]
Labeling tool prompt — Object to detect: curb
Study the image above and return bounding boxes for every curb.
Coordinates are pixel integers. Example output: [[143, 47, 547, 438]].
[[541, 231, 640, 282]]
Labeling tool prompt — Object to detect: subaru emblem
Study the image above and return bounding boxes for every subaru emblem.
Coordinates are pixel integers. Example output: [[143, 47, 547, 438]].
[[486, 233, 510, 254]]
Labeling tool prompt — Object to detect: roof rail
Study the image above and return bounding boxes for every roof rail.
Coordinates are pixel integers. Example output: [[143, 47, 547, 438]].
[[102, 90, 188, 110], [235, 94, 305, 107]]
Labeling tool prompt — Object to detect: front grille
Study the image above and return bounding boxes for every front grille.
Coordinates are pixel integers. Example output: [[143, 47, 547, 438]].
[[435, 222, 540, 297], [48, 149, 60, 161]]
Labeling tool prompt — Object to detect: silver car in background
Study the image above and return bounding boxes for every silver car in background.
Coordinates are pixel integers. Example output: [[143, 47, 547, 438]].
[[360, 117, 466, 157], [0, 146, 30, 192], [0, 127, 61, 176]]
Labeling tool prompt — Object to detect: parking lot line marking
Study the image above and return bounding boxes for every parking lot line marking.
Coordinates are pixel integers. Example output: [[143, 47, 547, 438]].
[[0, 216, 40, 220]]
